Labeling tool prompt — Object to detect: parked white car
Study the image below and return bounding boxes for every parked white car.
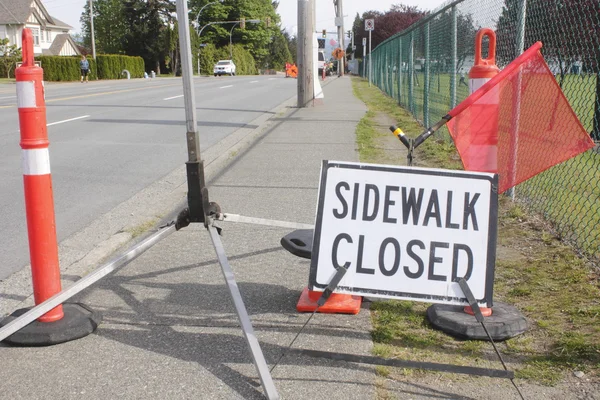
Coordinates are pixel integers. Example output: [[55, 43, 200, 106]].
[[214, 60, 236, 76]]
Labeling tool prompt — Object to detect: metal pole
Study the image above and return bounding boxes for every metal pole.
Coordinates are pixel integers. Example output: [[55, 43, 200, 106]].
[[176, 0, 206, 220], [229, 22, 240, 60], [368, 30, 372, 86], [398, 38, 402, 105], [409, 32, 414, 114], [362, 41, 366, 78], [88, 0, 96, 59], [450, 5, 457, 108], [507, 0, 527, 200], [207, 226, 280, 400], [424, 22, 430, 127], [0, 225, 177, 342]]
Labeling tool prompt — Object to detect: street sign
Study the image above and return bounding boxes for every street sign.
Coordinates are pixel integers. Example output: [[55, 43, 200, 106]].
[[362, 37, 367, 46], [309, 161, 498, 307], [365, 19, 375, 31]]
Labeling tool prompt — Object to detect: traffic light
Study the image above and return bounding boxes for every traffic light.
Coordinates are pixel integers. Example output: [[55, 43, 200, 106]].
[[240, 17, 245, 29], [266, 17, 271, 28], [322, 29, 327, 38]]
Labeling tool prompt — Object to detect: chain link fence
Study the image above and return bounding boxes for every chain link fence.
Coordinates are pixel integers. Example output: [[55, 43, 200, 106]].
[[362, 0, 600, 267]]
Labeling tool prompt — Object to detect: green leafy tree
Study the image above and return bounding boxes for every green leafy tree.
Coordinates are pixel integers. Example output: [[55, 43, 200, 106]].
[[283, 30, 297, 64], [0, 38, 21, 78], [80, 0, 127, 54], [121, 0, 175, 73], [264, 30, 292, 70]]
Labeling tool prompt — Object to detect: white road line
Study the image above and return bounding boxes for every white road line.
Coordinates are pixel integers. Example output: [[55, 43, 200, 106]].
[[83, 86, 112, 91], [219, 85, 233, 89], [268, 78, 277, 80], [250, 81, 259, 83], [0, 96, 15, 99], [163, 94, 184, 100], [47, 115, 90, 127]]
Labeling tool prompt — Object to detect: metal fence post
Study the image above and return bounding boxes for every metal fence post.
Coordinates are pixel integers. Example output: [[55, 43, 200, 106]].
[[451, 5, 457, 108], [424, 22, 430, 128], [409, 32, 414, 115], [507, 0, 527, 199], [398, 38, 403, 105]]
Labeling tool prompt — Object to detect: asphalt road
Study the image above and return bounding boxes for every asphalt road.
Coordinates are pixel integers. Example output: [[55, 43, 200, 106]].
[[0, 75, 295, 280]]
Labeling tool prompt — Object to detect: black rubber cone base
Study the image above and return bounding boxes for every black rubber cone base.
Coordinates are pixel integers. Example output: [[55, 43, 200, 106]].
[[427, 302, 528, 341], [0, 303, 101, 346]]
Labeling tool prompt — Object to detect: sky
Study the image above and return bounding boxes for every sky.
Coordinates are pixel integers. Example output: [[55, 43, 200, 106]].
[[42, 0, 449, 35]]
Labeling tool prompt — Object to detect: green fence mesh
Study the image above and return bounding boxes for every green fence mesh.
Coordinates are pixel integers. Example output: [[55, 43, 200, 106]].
[[364, 0, 600, 267]]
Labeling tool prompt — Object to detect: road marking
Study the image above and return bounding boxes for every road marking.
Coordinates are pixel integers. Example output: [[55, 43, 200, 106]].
[[47, 115, 90, 126], [0, 83, 180, 109], [83, 86, 112, 91], [219, 85, 233, 89], [250, 81, 259, 83], [163, 94, 184, 100], [0, 95, 15, 99], [268, 78, 277, 80]]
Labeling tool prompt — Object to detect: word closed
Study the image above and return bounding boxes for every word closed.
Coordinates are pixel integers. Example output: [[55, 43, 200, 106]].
[[310, 161, 498, 306]]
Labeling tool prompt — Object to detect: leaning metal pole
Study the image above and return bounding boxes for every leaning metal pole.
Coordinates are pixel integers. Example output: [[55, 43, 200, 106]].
[[175, 2, 279, 398], [176, 0, 207, 223]]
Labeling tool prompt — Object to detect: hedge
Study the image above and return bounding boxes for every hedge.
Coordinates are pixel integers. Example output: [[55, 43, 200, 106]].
[[96, 54, 144, 80], [23, 54, 144, 81], [197, 44, 257, 76]]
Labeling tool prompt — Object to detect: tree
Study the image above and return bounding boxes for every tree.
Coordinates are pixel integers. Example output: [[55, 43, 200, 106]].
[[121, 0, 175, 73], [283, 30, 297, 64], [0, 39, 21, 79], [497, 0, 600, 140], [80, 0, 127, 54], [264, 29, 292, 70], [351, 5, 427, 59]]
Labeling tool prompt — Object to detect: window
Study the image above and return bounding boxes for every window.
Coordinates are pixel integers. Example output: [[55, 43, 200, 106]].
[[46, 30, 51, 42], [32, 28, 40, 45]]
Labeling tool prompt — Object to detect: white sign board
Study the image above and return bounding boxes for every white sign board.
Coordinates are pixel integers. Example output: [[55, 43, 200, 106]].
[[362, 37, 367, 46], [365, 19, 375, 31], [309, 161, 498, 306]]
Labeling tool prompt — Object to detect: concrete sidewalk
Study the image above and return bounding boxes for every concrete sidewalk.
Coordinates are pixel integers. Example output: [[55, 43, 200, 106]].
[[0, 77, 375, 399]]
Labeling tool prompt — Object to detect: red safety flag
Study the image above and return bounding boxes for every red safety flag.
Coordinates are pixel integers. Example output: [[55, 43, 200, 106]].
[[446, 42, 595, 193]]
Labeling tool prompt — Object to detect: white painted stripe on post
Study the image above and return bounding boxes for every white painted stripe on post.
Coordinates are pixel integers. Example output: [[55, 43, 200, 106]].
[[22, 148, 51, 176], [16, 81, 36, 108]]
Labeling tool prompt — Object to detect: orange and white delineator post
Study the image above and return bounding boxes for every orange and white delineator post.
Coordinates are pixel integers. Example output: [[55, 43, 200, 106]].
[[16, 28, 64, 323], [464, 28, 500, 318], [465, 28, 501, 174]]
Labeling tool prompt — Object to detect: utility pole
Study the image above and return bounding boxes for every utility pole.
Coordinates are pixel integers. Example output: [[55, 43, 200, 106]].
[[88, 0, 96, 59], [297, 0, 314, 107], [334, 0, 345, 76]]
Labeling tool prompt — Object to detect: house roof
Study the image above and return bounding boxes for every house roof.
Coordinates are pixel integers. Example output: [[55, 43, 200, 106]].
[[0, 0, 31, 24], [42, 33, 80, 56], [0, 0, 72, 29]]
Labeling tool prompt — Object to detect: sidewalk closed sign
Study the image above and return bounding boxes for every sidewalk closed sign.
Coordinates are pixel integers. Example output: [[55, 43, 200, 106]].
[[309, 161, 498, 306]]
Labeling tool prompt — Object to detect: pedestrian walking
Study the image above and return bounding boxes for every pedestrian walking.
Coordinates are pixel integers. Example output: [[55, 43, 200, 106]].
[[80, 55, 90, 83]]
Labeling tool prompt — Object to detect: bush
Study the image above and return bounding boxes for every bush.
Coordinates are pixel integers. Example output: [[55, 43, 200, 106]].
[[197, 44, 257, 76], [29, 54, 144, 81], [35, 56, 97, 81], [96, 54, 144, 79]]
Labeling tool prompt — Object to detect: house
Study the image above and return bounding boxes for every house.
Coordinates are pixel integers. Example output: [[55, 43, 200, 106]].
[[0, 0, 80, 56]]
